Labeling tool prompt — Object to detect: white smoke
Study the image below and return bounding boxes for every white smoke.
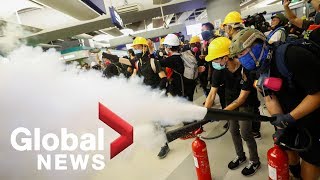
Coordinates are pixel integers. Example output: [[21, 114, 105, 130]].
[[0, 22, 27, 54], [0, 45, 207, 180]]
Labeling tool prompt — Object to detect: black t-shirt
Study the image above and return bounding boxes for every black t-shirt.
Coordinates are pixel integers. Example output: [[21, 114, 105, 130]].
[[160, 55, 184, 96], [211, 66, 259, 107], [103, 63, 121, 78], [269, 45, 320, 137], [135, 54, 162, 89], [271, 45, 320, 115]]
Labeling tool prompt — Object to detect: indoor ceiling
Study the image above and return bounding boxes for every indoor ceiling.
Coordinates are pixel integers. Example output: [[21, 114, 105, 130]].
[[0, 0, 209, 48]]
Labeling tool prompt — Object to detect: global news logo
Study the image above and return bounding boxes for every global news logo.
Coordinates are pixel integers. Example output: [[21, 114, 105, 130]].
[[10, 103, 133, 171]]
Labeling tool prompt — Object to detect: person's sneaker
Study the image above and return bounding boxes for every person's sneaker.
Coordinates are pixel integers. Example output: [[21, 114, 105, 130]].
[[228, 156, 247, 170], [157, 144, 170, 159], [252, 132, 262, 140], [241, 161, 261, 176]]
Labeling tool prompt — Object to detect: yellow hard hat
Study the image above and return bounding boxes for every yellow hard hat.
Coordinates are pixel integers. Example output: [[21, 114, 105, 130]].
[[189, 36, 201, 44], [132, 37, 148, 46], [205, 37, 231, 61], [160, 38, 165, 45], [223, 11, 242, 26]]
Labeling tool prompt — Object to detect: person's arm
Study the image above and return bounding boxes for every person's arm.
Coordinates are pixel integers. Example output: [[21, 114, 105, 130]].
[[224, 90, 250, 111], [204, 87, 218, 108], [158, 71, 167, 79], [309, 0, 320, 12], [289, 92, 320, 120], [147, 39, 155, 53], [283, 0, 303, 28], [159, 57, 174, 69], [131, 69, 137, 77], [119, 58, 132, 66], [264, 95, 284, 115]]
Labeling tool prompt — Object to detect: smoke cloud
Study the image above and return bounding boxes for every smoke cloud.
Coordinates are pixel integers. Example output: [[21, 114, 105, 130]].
[[0, 45, 206, 180]]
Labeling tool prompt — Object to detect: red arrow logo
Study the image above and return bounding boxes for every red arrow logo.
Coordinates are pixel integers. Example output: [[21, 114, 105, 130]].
[[99, 103, 133, 159]]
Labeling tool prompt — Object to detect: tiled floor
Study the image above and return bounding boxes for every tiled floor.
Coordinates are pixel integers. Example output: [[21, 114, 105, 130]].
[[94, 86, 278, 180]]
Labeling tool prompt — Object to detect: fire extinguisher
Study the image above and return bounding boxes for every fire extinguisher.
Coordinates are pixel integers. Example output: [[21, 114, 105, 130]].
[[267, 145, 289, 180], [192, 136, 212, 180]]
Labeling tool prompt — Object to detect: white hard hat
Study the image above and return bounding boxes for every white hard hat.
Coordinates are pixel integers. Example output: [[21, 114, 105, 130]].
[[163, 34, 180, 46]]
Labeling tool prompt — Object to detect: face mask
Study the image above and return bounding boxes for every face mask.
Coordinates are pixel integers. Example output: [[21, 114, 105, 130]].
[[192, 47, 199, 53], [165, 48, 171, 56], [201, 30, 214, 41], [134, 49, 142, 55], [212, 62, 225, 70], [238, 44, 268, 71]]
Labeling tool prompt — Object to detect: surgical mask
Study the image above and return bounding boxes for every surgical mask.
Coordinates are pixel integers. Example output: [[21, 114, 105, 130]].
[[201, 30, 214, 41], [212, 62, 225, 70], [238, 43, 269, 71], [134, 49, 142, 55]]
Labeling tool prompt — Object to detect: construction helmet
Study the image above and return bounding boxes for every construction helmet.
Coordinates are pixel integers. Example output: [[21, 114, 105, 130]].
[[271, 13, 289, 26], [132, 37, 148, 46], [205, 37, 231, 62], [163, 34, 180, 46], [189, 36, 201, 44], [229, 28, 266, 58], [223, 11, 242, 26]]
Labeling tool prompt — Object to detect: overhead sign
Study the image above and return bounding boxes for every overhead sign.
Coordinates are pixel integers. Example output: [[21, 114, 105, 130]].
[[109, 6, 124, 30], [81, 0, 106, 14]]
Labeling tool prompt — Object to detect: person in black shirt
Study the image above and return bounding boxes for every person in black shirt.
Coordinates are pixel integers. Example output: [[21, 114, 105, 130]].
[[102, 37, 167, 89], [223, 11, 262, 138], [204, 37, 261, 177], [230, 28, 320, 179], [160, 34, 185, 97]]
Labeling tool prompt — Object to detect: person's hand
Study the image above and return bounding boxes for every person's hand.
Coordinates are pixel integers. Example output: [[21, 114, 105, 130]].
[[283, 0, 291, 7], [271, 113, 295, 129], [273, 128, 286, 144], [147, 39, 154, 51], [198, 66, 206, 73]]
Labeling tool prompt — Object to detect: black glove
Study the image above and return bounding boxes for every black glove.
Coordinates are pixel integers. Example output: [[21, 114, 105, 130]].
[[273, 128, 286, 145], [102, 52, 119, 62], [271, 113, 295, 129], [159, 77, 168, 90]]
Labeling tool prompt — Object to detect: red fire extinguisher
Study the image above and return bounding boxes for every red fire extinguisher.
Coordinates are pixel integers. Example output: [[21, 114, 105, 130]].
[[192, 136, 212, 180], [267, 145, 289, 180]]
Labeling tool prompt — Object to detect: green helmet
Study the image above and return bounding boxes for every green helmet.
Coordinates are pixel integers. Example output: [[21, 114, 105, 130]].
[[271, 13, 289, 26], [229, 28, 266, 58]]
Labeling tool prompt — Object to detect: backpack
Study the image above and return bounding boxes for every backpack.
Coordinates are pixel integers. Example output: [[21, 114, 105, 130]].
[[180, 50, 198, 80], [135, 58, 157, 74], [273, 38, 320, 88]]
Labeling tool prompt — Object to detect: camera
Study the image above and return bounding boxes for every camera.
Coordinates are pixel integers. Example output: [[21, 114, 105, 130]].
[[244, 11, 271, 33]]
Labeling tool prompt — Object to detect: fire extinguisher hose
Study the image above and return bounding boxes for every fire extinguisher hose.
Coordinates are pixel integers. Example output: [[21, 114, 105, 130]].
[[166, 108, 275, 142], [166, 108, 313, 152]]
